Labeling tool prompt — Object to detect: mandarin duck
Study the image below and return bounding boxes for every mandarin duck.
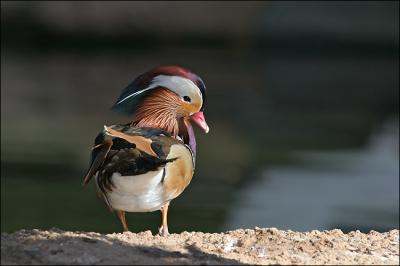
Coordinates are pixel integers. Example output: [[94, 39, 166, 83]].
[[82, 65, 209, 236]]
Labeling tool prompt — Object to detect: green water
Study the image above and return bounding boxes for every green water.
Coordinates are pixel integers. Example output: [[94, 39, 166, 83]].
[[1, 1, 398, 234]]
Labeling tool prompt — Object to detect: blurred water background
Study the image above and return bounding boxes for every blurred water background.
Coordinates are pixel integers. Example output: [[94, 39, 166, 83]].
[[1, 1, 399, 234]]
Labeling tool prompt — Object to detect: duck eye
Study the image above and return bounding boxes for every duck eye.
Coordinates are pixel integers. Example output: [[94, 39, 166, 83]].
[[183, 96, 191, 102]]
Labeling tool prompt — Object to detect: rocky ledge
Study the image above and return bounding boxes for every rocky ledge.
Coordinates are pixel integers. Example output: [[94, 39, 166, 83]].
[[1, 228, 399, 265]]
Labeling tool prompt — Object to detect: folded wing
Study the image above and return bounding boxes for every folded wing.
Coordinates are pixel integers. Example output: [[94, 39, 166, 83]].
[[82, 124, 177, 186]]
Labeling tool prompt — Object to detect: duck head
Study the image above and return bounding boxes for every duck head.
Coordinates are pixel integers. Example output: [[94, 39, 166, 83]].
[[112, 65, 209, 154]]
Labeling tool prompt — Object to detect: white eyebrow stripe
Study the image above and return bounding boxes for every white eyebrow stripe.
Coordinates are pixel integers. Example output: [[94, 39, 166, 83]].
[[115, 75, 202, 105], [116, 87, 153, 105], [150, 75, 202, 99]]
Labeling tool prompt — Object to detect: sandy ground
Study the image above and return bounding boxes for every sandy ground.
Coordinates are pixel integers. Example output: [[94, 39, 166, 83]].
[[1, 228, 399, 265]]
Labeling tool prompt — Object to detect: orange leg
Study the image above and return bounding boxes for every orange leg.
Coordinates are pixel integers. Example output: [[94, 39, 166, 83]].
[[159, 202, 170, 236], [117, 210, 129, 232]]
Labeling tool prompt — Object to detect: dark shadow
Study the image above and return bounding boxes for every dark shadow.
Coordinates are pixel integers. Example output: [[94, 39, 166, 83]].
[[1, 230, 248, 265]]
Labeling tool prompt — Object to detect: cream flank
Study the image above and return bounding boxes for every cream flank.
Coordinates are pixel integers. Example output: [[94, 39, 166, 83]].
[[101, 144, 194, 212]]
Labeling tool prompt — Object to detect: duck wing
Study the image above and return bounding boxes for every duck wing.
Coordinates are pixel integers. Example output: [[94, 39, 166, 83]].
[[82, 124, 177, 186]]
